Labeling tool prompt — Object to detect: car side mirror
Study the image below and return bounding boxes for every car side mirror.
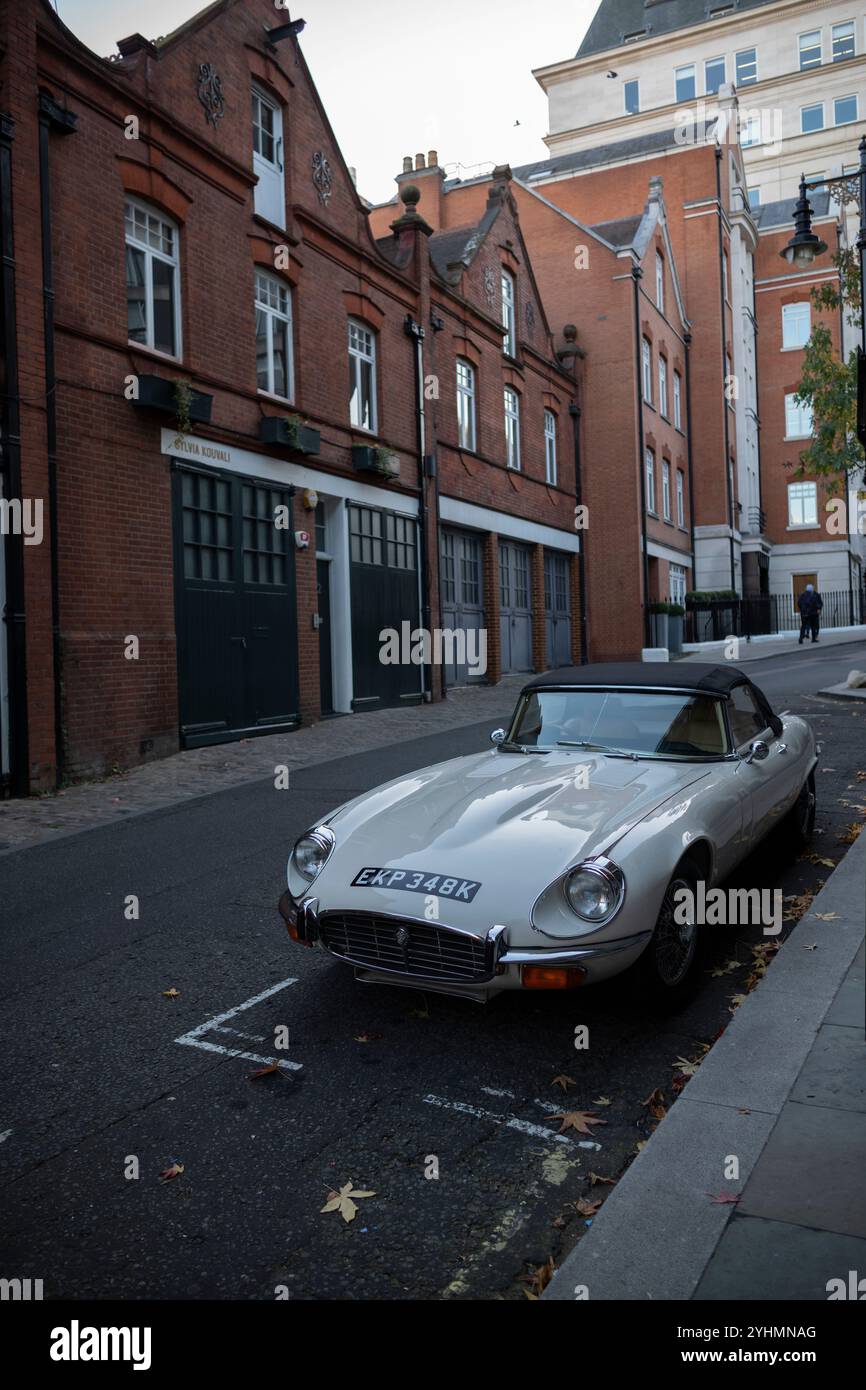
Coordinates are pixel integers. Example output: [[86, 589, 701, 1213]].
[[490, 728, 506, 746], [744, 738, 769, 765]]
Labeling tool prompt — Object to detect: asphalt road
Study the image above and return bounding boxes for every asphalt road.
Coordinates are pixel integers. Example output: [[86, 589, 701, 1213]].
[[1, 641, 864, 1300]]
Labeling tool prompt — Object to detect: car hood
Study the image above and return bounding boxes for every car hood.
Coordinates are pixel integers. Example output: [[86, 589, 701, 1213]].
[[314, 748, 712, 922]]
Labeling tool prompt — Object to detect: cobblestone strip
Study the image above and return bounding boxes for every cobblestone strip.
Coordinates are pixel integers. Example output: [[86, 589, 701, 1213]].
[[0, 681, 522, 852]]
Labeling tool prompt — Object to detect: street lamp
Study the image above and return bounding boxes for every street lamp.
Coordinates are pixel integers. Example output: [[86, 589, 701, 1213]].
[[779, 176, 828, 269]]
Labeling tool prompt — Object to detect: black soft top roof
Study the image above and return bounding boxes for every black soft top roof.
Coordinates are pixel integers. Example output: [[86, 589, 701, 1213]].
[[523, 662, 750, 697]]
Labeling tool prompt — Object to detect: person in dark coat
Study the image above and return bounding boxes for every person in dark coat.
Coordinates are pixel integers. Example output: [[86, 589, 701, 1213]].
[[798, 583, 823, 644]]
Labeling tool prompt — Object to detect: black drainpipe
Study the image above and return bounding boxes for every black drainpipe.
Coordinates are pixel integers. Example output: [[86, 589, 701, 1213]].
[[38, 92, 77, 788], [715, 146, 736, 592], [0, 113, 30, 796], [569, 402, 588, 663], [405, 315, 432, 701], [684, 331, 697, 588], [631, 265, 652, 649]]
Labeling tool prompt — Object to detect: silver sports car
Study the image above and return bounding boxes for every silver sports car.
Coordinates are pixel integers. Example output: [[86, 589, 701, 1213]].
[[278, 663, 817, 1004]]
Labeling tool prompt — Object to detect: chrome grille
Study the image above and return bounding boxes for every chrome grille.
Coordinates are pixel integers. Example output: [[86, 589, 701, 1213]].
[[319, 911, 489, 982]]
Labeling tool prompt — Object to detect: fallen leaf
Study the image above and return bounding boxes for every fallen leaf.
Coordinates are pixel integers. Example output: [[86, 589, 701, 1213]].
[[803, 944, 817, 952], [161, 988, 180, 1000], [159, 1162, 184, 1183], [406, 1003, 430, 1020], [523, 1256, 555, 1296], [729, 993, 748, 1009], [708, 959, 741, 977], [248, 1061, 281, 1080], [320, 1181, 376, 1223], [588, 1171, 617, 1186], [672, 1056, 700, 1077], [551, 1214, 567, 1229], [551, 1074, 576, 1092], [641, 1087, 666, 1119], [707, 1191, 740, 1205], [522, 1289, 539, 1300], [813, 912, 840, 921], [591, 1096, 612, 1107], [574, 1197, 601, 1217], [549, 1110, 607, 1136], [671, 1073, 689, 1094], [353, 1032, 383, 1043]]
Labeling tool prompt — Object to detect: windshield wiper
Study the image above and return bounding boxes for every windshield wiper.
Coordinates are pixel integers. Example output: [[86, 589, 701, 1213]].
[[557, 741, 641, 760], [498, 740, 551, 755]]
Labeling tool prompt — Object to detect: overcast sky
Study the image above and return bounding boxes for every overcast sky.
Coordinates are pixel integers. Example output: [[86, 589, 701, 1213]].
[[53, 0, 596, 203]]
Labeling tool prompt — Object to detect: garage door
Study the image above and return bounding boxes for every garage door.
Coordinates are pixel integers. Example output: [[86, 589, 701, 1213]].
[[440, 528, 485, 685], [172, 465, 299, 747], [499, 540, 533, 672], [349, 503, 421, 709], [544, 551, 572, 668]]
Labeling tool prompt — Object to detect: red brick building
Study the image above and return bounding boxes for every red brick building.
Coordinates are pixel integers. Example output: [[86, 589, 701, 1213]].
[[0, 0, 579, 794]]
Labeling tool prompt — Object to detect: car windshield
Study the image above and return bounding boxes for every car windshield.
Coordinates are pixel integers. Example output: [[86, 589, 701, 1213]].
[[506, 688, 730, 759]]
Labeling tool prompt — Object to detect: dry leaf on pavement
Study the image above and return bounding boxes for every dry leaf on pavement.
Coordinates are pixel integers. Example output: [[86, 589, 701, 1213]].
[[551, 1074, 576, 1092], [161, 988, 180, 1000], [549, 1110, 607, 1136], [248, 1061, 281, 1080], [320, 1181, 376, 1223], [159, 1162, 184, 1183]]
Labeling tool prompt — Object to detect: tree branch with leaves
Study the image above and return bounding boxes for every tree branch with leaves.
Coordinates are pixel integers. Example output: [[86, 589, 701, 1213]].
[[792, 246, 864, 491]]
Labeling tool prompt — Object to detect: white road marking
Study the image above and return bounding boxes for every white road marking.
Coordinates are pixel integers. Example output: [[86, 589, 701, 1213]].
[[210, 1025, 267, 1043], [480, 1086, 516, 1099], [422, 1092, 601, 1149], [175, 977, 301, 1071], [0, 1130, 12, 1144]]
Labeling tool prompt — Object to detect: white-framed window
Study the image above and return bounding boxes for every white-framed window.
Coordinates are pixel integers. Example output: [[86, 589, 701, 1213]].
[[832, 21, 855, 62], [705, 55, 726, 94], [670, 562, 686, 606], [624, 79, 640, 115], [252, 86, 285, 228], [544, 409, 557, 485], [662, 459, 671, 519], [645, 448, 656, 513], [125, 198, 181, 358], [675, 64, 696, 102], [782, 302, 811, 349], [642, 337, 653, 403], [835, 94, 858, 125], [748, 186, 761, 209], [798, 30, 822, 70], [501, 270, 516, 357], [785, 393, 814, 438], [255, 270, 293, 400], [788, 481, 818, 527], [673, 370, 682, 429], [659, 356, 668, 417], [655, 250, 664, 311], [504, 387, 520, 469], [348, 319, 376, 432], [735, 47, 757, 86], [740, 115, 762, 147], [456, 358, 476, 451], [676, 468, 685, 526], [801, 102, 824, 133]]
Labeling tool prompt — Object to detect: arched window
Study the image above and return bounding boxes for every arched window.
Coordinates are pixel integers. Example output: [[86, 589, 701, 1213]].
[[125, 198, 181, 358]]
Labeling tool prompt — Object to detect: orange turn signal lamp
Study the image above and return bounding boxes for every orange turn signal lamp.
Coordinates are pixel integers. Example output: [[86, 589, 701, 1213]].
[[521, 965, 585, 990]]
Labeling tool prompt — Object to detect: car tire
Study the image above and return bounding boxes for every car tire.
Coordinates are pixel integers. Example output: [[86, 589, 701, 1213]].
[[785, 769, 816, 850], [629, 858, 706, 1010]]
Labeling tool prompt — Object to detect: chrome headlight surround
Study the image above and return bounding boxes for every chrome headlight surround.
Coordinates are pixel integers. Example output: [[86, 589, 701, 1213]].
[[291, 825, 336, 885], [563, 856, 626, 925]]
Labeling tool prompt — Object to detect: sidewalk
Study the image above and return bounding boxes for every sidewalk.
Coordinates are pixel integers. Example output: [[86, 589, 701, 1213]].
[[544, 826, 866, 1301], [0, 679, 520, 854], [678, 625, 866, 664]]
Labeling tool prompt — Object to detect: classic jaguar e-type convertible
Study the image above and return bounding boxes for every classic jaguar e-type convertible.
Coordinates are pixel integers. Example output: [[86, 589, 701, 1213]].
[[278, 663, 816, 1004]]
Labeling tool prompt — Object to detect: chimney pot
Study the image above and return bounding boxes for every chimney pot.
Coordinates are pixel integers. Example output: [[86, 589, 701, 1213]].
[[415, 152, 425, 170], [428, 149, 438, 168], [403, 156, 413, 173]]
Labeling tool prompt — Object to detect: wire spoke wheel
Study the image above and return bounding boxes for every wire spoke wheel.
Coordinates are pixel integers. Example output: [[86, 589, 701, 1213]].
[[653, 875, 698, 988]]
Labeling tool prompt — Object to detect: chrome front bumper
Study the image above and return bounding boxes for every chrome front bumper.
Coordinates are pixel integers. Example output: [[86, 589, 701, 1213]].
[[278, 892, 651, 984]]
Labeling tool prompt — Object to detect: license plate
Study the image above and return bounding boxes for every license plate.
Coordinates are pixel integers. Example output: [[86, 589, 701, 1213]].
[[351, 867, 481, 903]]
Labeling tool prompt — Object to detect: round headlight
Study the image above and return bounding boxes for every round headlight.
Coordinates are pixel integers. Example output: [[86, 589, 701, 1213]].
[[292, 827, 335, 883], [564, 860, 625, 923]]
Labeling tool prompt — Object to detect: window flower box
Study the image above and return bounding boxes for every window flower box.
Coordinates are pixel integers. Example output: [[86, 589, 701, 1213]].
[[133, 374, 213, 424], [259, 416, 321, 454], [352, 444, 400, 479]]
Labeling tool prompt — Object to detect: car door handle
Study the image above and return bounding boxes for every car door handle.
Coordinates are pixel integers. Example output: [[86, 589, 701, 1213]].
[[776, 743, 788, 754]]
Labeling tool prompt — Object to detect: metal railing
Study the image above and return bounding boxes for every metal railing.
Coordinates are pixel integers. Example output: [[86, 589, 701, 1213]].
[[683, 588, 866, 644]]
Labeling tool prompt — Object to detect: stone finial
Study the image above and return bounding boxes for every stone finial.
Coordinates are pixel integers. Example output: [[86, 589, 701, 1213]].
[[401, 183, 421, 209]]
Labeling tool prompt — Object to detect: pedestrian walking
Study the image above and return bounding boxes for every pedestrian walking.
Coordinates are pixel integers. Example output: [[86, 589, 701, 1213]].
[[798, 583, 823, 644]]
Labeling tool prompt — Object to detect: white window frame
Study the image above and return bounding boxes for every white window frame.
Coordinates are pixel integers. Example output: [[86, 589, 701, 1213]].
[[800, 102, 825, 134], [834, 93, 858, 126], [662, 459, 671, 520], [348, 319, 377, 433], [655, 251, 664, 312], [747, 186, 761, 210], [676, 468, 685, 526], [788, 481, 818, 528], [501, 270, 516, 357], [740, 115, 761, 147], [704, 55, 726, 94], [735, 47, 758, 86], [673, 370, 682, 429], [670, 563, 686, 607], [124, 197, 182, 359], [456, 358, 476, 451], [782, 302, 811, 350], [798, 30, 822, 71], [785, 393, 813, 438], [624, 79, 640, 115], [544, 409, 557, 485], [255, 270, 293, 401], [252, 85, 285, 228], [659, 356, 668, 417], [645, 448, 656, 513], [831, 20, 855, 62], [642, 337, 653, 403], [504, 386, 521, 470], [675, 64, 696, 102]]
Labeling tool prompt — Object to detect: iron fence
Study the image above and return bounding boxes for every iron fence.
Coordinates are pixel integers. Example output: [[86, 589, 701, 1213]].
[[682, 588, 866, 645]]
